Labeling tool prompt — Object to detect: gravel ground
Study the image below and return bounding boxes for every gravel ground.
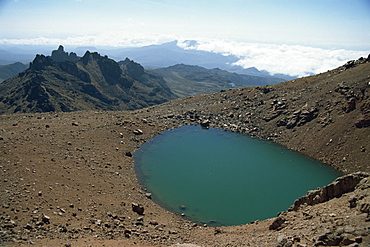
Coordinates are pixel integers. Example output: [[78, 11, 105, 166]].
[[0, 59, 369, 246]]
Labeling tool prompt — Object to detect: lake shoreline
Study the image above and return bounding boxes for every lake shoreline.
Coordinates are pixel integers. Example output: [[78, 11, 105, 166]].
[[1, 60, 369, 246], [134, 125, 341, 227]]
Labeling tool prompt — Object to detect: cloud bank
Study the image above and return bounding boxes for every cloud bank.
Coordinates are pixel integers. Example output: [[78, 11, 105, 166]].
[[0, 33, 176, 48], [178, 39, 369, 77], [0, 35, 368, 77]]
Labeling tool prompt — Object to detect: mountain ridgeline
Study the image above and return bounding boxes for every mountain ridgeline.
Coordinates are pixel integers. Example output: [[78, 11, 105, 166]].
[[151, 64, 283, 97], [0, 45, 288, 114], [106, 41, 296, 81], [0, 62, 28, 83], [0, 46, 175, 113]]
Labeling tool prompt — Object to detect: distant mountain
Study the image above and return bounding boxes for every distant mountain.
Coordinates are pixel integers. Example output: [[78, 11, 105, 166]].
[[0, 62, 28, 83], [150, 64, 284, 98], [107, 41, 238, 69], [0, 45, 56, 65], [0, 46, 175, 114], [0, 45, 289, 114], [105, 40, 296, 81], [0, 41, 296, 81]]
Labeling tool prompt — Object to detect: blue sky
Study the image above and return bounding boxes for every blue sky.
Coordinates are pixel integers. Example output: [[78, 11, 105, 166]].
[[1, 0, 369, 49], [0, 0, 369, 76]]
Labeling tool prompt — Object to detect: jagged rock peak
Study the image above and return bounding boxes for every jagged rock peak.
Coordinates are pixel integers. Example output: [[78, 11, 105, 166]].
[[119, 58, 145, 79], [80, 51, 107, 65], [50, 45, 79, 63], [57, 45, 64, 52], [29, 54, 53, 71]]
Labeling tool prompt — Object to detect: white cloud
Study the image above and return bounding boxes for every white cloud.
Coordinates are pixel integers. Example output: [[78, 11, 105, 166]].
[[0, 33, 177, 48], [0, 35, 368, 77], [178, 39, 369, 77]]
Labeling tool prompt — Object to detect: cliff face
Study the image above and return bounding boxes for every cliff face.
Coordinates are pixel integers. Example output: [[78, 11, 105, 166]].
[[79, 51, 134, 88], [0, 48, 176, 113]]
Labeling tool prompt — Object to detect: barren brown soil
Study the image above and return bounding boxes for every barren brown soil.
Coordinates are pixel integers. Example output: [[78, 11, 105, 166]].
[[1, 60, 370, 246]]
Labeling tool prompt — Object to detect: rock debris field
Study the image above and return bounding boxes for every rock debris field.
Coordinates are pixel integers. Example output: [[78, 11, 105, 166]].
[[1, 58, 370, 246]]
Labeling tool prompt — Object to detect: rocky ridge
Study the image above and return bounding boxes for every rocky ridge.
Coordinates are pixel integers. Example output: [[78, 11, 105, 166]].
[[0, 56, 369, 246], [0, 47, 176, 114], [50, 45, 79, 63], [150, 64, 283, 97]]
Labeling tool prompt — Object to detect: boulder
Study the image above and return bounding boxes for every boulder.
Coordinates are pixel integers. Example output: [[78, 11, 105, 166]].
[[355, 114, 370, 128], [269, 216, 286, 230], [133, 129, 143, 135], [42, 214, 50, 224], [132, 203, 145, 215], [200, 119, 210, 128]]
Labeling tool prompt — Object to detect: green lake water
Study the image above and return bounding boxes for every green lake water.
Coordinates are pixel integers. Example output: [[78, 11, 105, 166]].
[[134, 125, 341, 226]]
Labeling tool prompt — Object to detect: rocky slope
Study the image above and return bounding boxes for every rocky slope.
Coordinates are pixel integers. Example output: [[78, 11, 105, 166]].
[[150, 64, 283, 98], [0, 46, 175, 114], [0, 56, 369, 246], [0, 45, 285, 114], [0, 62, 27, 83]]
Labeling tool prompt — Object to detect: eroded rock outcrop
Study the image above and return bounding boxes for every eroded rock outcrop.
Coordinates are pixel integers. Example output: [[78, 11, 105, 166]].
[[51, 45, 79, 63], [289, 172, 369, 211], [29, 54, 53, 71]]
